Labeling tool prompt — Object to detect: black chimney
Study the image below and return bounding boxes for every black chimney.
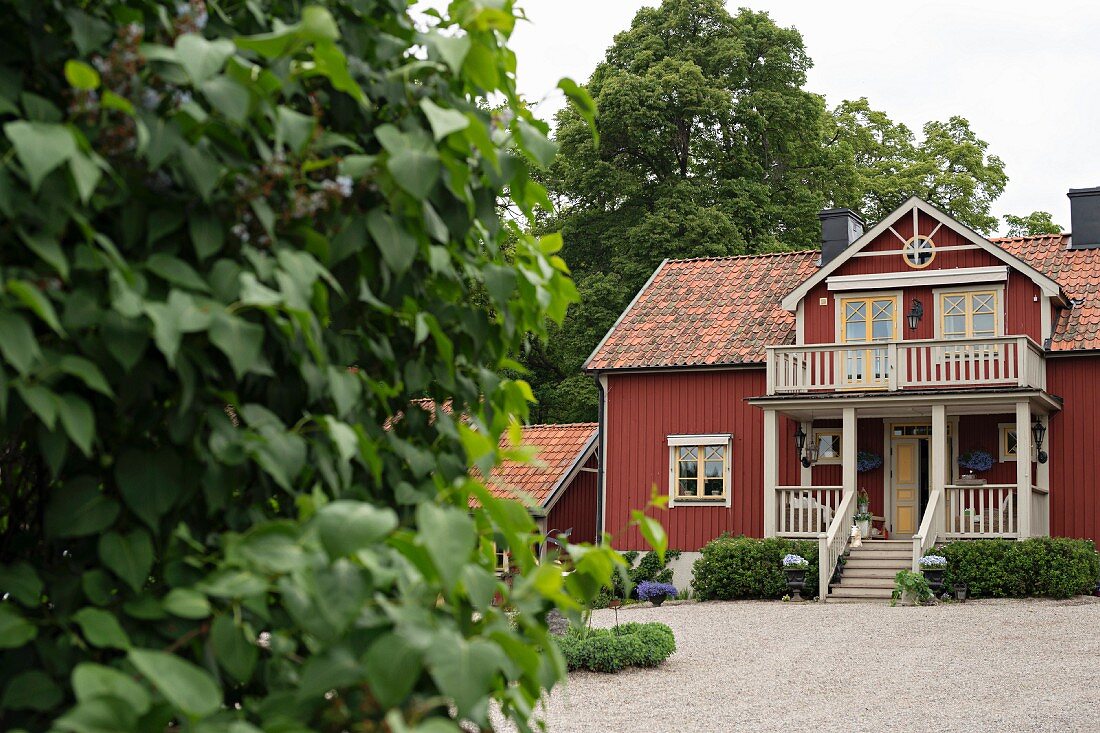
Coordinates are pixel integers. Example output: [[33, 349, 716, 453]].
[[1068, 187, 1100, 249], [819, 208, 865, 266]]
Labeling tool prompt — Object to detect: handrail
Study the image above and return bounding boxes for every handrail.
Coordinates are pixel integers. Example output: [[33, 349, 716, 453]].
[[818, 491, 856, 602], [912, 488, 943, 570], [765, 334, 1047, 352]]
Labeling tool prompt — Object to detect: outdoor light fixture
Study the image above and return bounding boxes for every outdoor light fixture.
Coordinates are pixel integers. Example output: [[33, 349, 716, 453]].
[[1032, 418, 1048, 464], [794, 425, 817, 468], [907, 298, 924, 330]]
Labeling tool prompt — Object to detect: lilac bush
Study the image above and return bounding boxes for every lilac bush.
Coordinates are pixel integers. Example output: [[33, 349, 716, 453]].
[[636, 581, 678, 601], [782, 554, 809, 569], [958, 449, 995, 473]]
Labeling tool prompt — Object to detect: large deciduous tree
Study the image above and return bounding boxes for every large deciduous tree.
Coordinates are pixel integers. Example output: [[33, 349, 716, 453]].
[[0, 1, 648, 731], [1003, 211, 1062, 237]]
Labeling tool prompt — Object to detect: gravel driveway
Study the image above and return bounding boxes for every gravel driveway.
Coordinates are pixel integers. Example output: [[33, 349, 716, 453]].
[[505, 597, 1100, 733]]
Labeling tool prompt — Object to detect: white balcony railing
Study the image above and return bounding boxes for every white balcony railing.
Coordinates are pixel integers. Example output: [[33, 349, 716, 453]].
[[766, 336, 1046, 395], [943, 484, 1018, 538]]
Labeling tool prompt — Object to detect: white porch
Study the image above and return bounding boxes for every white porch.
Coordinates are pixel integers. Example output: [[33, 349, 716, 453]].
[[753, 390, 1058, 601]]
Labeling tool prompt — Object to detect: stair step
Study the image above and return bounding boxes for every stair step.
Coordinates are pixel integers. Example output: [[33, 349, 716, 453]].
[[860, 540, 912, 546], [842, 568, 903, 579], [835, 577, 896, 589], [828, 586, 894, 599], [847, 550, 912, 560], [844, 558, 911, 570]]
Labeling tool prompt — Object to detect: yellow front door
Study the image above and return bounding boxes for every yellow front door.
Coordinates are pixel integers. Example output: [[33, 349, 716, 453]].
[[893, 438, 921, 538]]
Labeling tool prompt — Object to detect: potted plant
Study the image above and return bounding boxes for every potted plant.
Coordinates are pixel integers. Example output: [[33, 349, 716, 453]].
[[953, 582, 968, 602], [957, 449, 994, 485], [636, 580, 677, 607], [857, 488, 870, 514], [782, 554, 809, 601], [857, 451, 882, 473], [854, 511, 873, 538], [918, 554, 947, 593], [890, 570, 932, 606]]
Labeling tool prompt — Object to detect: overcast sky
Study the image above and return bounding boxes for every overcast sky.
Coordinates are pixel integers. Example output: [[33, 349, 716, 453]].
[[503, 0, 1100, 234]]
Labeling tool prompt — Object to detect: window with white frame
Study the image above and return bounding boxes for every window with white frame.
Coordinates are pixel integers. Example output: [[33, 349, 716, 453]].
[[814, 430, 841, 464], [999, 423, 1018, 462], [668, 435, 731, 505], [938, 289, 1001, 340]]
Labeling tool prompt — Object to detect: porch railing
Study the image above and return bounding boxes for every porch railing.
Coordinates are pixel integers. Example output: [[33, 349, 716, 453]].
[[774, 486, 843, 537], [766, 336, 1046, 395], [944, 484, 1018, 537], [1031, 484, 1050, 537], [819, 491, 856, 602], [912, 488, 944, 570]]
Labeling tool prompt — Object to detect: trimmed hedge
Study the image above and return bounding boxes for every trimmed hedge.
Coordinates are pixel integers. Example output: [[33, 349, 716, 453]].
[[557, 622, 676, 673], [934, 538, 1099, 599], [692, 536, 820, 601]]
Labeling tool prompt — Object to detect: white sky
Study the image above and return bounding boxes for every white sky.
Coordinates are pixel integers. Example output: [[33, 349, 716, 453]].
[[507, 0, 1100, 234]]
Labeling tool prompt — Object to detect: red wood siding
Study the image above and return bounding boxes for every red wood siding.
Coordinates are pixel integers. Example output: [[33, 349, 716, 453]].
[[604, 369, 797, 551], [1048, 355, 1100, 541], [955, 413, 1021, 486], [546, 454, 598, 545], [810, 418, 885, 516]]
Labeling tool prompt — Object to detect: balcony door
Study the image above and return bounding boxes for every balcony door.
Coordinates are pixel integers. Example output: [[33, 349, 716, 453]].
[[839, 294, 898, 389]]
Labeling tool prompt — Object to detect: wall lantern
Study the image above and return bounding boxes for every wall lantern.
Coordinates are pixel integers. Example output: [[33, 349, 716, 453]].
[[793, 425, 818, 468], [906, 298, 924, 330], [1032, 418, 1048, 464]]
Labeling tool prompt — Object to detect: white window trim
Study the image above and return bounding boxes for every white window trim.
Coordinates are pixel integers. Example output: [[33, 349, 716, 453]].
[[667, 434, 732, 508], [834, 289, 903, 343], [813, 429, 842, 465], [827, 266, 1008, 292], [933, 284, 1005, 340], [998, 423, 1017, 462]]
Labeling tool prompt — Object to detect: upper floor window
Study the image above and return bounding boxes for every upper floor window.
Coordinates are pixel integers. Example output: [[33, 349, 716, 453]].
[[840, 295, 898, 343], [937, 288, 1001, 340], [667, 434, 731, 506], [903, 236, 936, 269]]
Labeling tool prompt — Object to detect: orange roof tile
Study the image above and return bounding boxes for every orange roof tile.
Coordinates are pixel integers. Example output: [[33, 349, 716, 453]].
[[485, 423, 598, 508], [584, 251, 821, 370], [993, 233, 1100, 351]]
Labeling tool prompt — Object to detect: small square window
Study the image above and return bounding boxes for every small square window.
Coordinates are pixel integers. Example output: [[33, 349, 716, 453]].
[[669, 436, 730, 505], [813, 431, 842, 464]]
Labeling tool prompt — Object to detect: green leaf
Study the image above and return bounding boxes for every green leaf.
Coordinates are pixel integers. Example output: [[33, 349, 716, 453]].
[[55, 696, 137, 733], [116, 448, 182, 531], [179, 142, 223, 202], [58, 393, 95, 457], [233, 522, 304, 574], [386, 145, 440, 200], [0, 311, 41, 375], [81, 569, 115, 606], [1, 670, 62, 711], [144, 290, 214, 366], [44, 477, 119, 539], [64, 8, 113, 55], [17, 383, 58, 429], [175, 34, 236, 84], [163, 588, 210, 619], [188, 210, 224, 260], [276, 106, 315, 153], [516, 119, 558, 168], [98, 529, 153, 592], [633, 510, 668, 564], [128, 649, 221, 719], [300, 6, 340, 42], [315, 500, 398, 558], [420, 99, 469, 142], [425, 30, 471, 74], [367, 209, 418, 276], [18, 229, 69, 279], [210, 615, 257, 685], [557, 77, 598, 143], [3, 121, 76, 190], [58, 355, 113, 396], [146, 253, 210, 292], [210, 313, 265, 379], [7, 279, 65, 336], [416, 503, 476, 590], [201, 76, 250, 124], [425, 634, 503, 718], [68, 152, 103, 203], [0, 562, 42, 606], [72, 607, 131, 649], [64, 60, 101, 90], [72, 663, 151, 715], [0, 604, 36, 648], [364, 633, 422, 708]]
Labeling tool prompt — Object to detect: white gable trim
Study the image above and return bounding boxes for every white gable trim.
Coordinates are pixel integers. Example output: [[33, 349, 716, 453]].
[[827, 266, 1008, 292], [781, 197, 1064, 311]]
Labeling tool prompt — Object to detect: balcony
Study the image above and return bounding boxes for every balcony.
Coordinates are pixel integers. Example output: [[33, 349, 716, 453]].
[[765, 336, 1046, 395]]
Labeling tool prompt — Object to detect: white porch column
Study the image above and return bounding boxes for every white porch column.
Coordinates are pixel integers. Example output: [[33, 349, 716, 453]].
[[763, 409, 778, 537], [931, 403, 947, 506], [1015, 400, 1033, 538], [1036, 414, 1050, 536], [842, 407, 856, 497]]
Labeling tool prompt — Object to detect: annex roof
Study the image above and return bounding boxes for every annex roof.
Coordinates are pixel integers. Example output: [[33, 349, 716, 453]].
[[484, 422, 598, 510], [583, 251, 820, 371]]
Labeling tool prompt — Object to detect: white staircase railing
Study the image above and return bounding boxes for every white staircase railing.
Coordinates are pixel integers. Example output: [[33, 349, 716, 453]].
[[819, 491, 856, 602], [912, 488, 944, 570], [774, 486, 843, 537]]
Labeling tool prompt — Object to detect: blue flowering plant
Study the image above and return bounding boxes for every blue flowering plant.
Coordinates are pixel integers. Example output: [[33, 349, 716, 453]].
[[636, 581, 678, 602], [958, 449, 995, 473], [782, 554, 810, 569], [919, 554, 948, 569], [857, 451, 883, 473]]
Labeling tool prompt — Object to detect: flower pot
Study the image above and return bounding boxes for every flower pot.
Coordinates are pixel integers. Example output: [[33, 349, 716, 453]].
[[953, 583, 968, 602], [858, 502, 869, 514], [922, 568, 945, 593], [857, 519, 871, 538], [784, 567, 807, 601], [650, 594, 667, 607]]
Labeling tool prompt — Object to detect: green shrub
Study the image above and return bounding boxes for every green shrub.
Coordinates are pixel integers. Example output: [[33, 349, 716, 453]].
[[936, 538, 1099, 599], [605, 548, 682, 601], [557, 622, 676, 673], [691, 535, 820, 601], [890, 570, 932, 606]]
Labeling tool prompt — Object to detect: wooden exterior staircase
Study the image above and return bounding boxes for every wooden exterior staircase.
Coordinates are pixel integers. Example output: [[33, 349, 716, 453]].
[[828, 540, 911, 602]]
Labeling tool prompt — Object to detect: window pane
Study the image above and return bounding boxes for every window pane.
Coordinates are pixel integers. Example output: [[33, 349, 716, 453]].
[[818, 435, 840, 458], [678, 478, 698, 496], [871, 319, 893, 340], [972, 313, 995, 336], [678, 459, 697, 479], [973, 294, 995, 313], [678, 446, 697, 461], [704, 459, 723, 478], [943, 296, 965, 315], [703, 478, 724, 496], [1005, 430, 1017, 455], [846, 321, 867, 341], [944, 314, 966, 338], [705, 445, 724, 461]]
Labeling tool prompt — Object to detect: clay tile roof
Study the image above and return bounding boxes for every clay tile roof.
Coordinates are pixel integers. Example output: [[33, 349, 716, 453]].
[[484, 423, 598, 507], [992, 233, 1100, 351], [584, 251, 821, 370]]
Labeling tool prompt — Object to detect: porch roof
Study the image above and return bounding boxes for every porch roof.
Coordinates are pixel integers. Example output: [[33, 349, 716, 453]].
[[747, 387, 1061, 421]]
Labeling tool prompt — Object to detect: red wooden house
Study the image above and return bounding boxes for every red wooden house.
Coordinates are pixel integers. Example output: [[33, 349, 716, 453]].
[[585, 190, 1100, 600]]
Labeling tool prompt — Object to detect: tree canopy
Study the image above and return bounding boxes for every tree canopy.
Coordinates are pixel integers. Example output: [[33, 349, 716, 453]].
[[1003, 211, 1062, 237], [526, 0, 1010, 423], [0, 1, 649, 731]]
